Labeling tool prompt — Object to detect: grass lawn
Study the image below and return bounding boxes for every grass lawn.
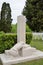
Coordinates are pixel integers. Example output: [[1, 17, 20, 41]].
[[30, 40, 43, 51], [0, 40, 43, 65]]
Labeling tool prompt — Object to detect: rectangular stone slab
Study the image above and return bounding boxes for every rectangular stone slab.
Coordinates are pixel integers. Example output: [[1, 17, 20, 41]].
[[0, 50, 43, 65]]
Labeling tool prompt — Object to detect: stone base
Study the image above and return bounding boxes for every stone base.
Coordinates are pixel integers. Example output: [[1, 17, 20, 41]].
[[0, 43, 43, 65], [0, 50, 43, 65], [5, 43, 31, 57], [5, 44, 37, 57], [0, 46, 43, 65]]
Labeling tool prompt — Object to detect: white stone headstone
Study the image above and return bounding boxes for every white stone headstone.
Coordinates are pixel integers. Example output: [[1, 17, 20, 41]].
[[17, 15, 26, 43], [1, 16, 43, 65]]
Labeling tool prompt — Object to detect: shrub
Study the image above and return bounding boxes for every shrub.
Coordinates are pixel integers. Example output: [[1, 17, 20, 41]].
[[26, 32, 32, 44], [0, 33, 17, 53], [0, 31, 5, 34], [0, 32, 32, 53], [26, 25, 32, 32], [11, 24, 17, 33]]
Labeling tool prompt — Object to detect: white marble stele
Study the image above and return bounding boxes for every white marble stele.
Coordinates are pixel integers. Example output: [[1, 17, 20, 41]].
[[0, 15, 43, 65]]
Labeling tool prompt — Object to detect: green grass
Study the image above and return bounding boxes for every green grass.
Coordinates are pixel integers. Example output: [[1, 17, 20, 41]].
[[0, 40, 43, 65], [30, 40, 43, 51]]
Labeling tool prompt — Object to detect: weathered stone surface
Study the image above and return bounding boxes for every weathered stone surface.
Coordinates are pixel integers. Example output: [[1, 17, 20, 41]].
[[5, 42, 25, 56], [0, 51, 43, 65], [17, 15, 26, 43]]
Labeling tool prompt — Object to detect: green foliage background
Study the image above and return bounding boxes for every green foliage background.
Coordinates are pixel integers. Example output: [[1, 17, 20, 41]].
[[0, 2, 12, 33], [23, 0, 43, 32]]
